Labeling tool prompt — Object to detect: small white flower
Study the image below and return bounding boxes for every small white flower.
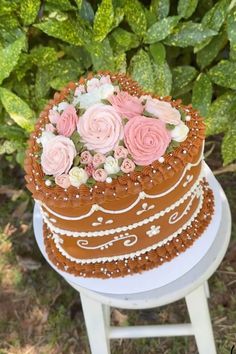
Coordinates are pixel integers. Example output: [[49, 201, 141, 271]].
[[57, 101, 70, 112], [104, 156, 120, 175], [146, 225, 161, 237], [39, 131, 55, 148], [171, 121, 189, 142], [78, 89, 101, 109], [99, 83, 115, 99], [69, 167, 88, 188]]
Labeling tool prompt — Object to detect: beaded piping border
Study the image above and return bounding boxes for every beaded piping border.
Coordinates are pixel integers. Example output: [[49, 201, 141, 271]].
[[43, 179, 214, 279]]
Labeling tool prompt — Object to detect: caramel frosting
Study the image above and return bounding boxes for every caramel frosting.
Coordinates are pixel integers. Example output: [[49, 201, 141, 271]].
[[43, 179, 214, 278]]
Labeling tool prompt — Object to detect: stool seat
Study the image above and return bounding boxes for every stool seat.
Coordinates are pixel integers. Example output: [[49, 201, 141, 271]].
[[33, 164, 231, 354]]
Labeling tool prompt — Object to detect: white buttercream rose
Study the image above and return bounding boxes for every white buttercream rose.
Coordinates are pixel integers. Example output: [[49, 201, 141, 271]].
[[73, 83, 115, 109], [170, 121, 189, 142], [104, 156, 120, 175], [38, 131, 55, 148], [69, 167, 88, 188]]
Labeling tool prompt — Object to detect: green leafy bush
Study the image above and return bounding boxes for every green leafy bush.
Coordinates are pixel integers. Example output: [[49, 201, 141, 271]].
[[0, 0, 236, 167]]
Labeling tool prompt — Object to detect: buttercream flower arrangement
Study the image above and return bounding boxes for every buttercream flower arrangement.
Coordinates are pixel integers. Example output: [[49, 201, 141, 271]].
[[37, 74, 189, 189]]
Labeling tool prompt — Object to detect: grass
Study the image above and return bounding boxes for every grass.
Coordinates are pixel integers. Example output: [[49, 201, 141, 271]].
[[0, 145, 235, 354]]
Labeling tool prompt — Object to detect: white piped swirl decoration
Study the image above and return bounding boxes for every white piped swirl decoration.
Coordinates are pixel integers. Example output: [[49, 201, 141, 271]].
[[76, 233, 138, 250]]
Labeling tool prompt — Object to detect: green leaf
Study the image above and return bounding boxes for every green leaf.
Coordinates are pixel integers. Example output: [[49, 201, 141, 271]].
[[20, 0, 41, 25], [196, 31, 228, 69], [222, 123, 236, 165], [49, 59, 83, 90], [129, 49, 154, 92], [0, 88, 35, 132], [112, 7, 124, 30], [110, 28, 139, 53], [205, 92, 236, 135], [75, 0, 83, 10], [30, 46, 58, 67], [93, 0, 114, 42], [202, 0, 230, 32], [164, 21, 217, 47], [192, 73, 212, 116], [149, 42, 166, 64], [227, 9, 236, 61], [0, 125, 27, 141], [124, 0, 147, 37], [150, 0, 170, 20], [79, 0, 94, 22], [0, 34, 26, 85], [0, 140, 21, 155], [45, 0, 75, 11], [87, 38, 114, 71], [34, 18, 90, 46], [114, 53, 127, 73], [144, 16, 180, 44], [209, 60, 236, 89], [171, 66, 198, 95], [177, 0, 198, 19], [153, 61, 172, 96]]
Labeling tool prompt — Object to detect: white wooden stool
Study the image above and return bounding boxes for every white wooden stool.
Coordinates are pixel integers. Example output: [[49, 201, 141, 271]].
[[33, 165, 231, 354]]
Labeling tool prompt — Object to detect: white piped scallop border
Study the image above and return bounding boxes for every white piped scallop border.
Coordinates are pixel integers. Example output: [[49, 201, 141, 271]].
[[38, 148, 204, 221], [49, 187, 204, 264], [41, 179, 202, 237]]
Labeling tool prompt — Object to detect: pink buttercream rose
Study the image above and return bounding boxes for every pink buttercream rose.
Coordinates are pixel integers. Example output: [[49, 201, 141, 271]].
[[120, 158, 135, 173], [145, 98, 181, 125], [85, 164, 95, 177], [55, 174, 71, 189], [77, 103, 124, 154], [45, 123, 56, 133], [124, 116, 171, 166], [56, 105, 79, 137], [92, 168, 107, 182], [114, 146, 128, 159], [99, 75, 111, 85], [41, 135, 76, 176], [92, 153, 106, 168], [108, 91, 144, 119], [49, 109, 60, 124], [80, 151, 93, 164]]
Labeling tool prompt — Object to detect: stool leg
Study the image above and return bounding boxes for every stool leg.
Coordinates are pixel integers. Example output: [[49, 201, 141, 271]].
[[80, 292, 110, 354], [185, 284, 216, 354]]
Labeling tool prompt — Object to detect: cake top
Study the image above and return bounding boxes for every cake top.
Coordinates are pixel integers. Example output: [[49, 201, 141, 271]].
[[24, 72, 205, 207]]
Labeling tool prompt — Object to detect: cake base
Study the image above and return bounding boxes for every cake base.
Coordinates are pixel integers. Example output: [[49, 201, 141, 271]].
[[43, 179, 214, 279]]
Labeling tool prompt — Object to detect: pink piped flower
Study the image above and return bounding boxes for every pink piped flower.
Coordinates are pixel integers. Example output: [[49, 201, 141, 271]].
[[114, 146, 128, 159], [80, 151, 93, 165], [77, 103, 123, 154], [108, 91, 144, 119], [92, 153, 106, 168], [55, 174, 71, 189], [145, 98, 181, 125], [56, 105, 78, 137], [41, 135, 76, 176], [49, 109, 60, 124], [92, 168, 107, 182], [120, 158, 135, 173], [85, 164, 95, 177], [45, 123, 56, 133], [124, 116, 171, 166]]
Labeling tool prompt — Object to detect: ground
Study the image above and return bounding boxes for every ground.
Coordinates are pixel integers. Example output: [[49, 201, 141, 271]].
[[0, 138, 235, 354]]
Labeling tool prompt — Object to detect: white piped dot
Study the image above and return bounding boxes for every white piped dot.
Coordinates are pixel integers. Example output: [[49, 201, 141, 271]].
[[158, 157, 165, 163], [106, 177, 112, 183]]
